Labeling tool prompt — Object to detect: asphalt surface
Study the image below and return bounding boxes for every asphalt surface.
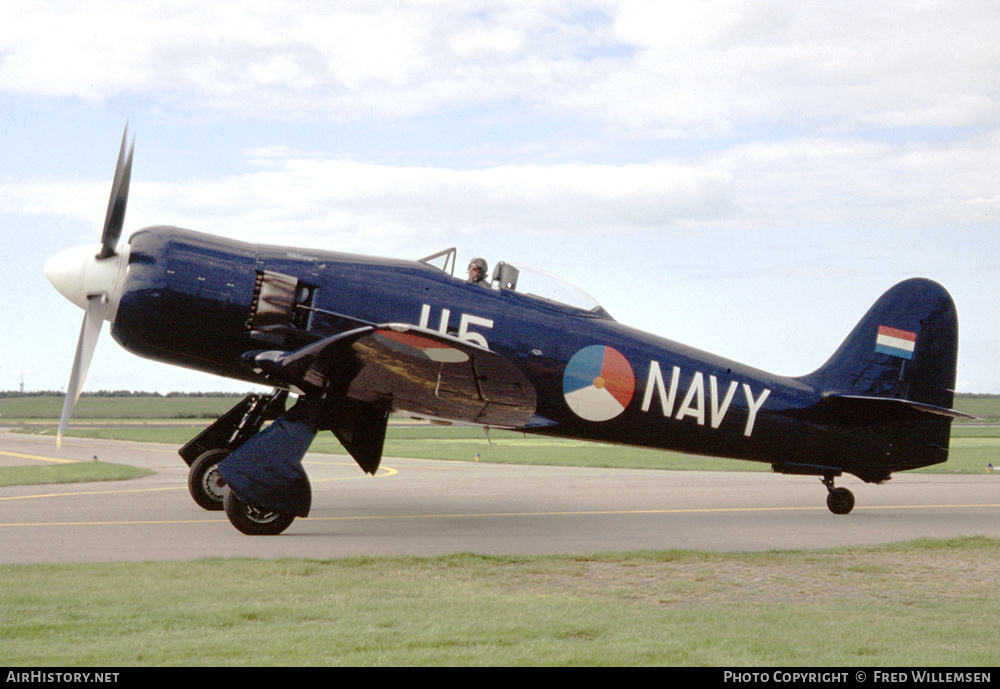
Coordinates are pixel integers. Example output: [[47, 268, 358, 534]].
[[2, 428, 999, 564]]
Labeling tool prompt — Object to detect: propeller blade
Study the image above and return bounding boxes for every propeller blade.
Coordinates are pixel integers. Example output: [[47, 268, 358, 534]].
[[56, 295, 107, 448], [97, 127, 134, 260]]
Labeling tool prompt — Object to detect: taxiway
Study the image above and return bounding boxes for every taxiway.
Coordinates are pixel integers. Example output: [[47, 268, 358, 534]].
[[2, 429, 998, 564]]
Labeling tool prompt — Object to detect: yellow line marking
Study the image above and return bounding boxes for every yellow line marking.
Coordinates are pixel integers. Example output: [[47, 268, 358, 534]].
[[2, 519, 224, 527], [2, 503, 997, 528], [311, 466, 399, 478], [0, 450, 79, 464], [0, 466, 398, 502], [0, 486, 183, 500], [300, 503, 1000, 521]]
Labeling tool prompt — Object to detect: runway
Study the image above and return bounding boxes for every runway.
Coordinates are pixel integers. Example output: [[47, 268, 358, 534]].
[[2, 429, 999, 564]]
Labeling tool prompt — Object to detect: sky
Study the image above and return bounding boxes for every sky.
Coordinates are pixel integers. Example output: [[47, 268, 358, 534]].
[[1, 0, 998, 396]]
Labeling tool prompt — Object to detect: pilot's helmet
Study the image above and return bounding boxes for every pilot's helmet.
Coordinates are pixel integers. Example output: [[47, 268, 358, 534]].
[[468, 257, 488, 283]]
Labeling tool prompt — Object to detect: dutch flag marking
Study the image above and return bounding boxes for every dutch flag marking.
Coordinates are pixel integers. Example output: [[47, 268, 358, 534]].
[[875, 325, 917, 360]]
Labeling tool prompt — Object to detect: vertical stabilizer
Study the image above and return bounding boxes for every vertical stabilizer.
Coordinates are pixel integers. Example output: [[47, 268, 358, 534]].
[[798, 278, 959, 410]]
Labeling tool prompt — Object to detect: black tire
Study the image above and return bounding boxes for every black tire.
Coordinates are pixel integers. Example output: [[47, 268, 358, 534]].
[[223, 488, 296, 536], [187, 449, 230, 511], [826, 487, 855, 515]]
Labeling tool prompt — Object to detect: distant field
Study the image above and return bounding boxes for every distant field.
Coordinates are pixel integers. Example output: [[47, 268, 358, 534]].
[[951, 395, 1000, 423], [9, 411, 1000, 477], [4, 393, 999, 475], [4, 392, 996, 421], [0, 394, 246, 420]]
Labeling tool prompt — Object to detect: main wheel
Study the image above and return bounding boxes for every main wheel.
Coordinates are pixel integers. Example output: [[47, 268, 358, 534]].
[[223, 488, 296, 535], [826, 487, 855, 515], [187, 448, 230, 511]]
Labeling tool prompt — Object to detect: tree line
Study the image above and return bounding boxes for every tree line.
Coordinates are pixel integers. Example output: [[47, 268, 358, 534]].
[[0, 391, 251, 399]]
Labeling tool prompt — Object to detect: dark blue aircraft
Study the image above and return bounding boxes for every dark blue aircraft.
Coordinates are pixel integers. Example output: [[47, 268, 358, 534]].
[[45, 130, 972, 534]]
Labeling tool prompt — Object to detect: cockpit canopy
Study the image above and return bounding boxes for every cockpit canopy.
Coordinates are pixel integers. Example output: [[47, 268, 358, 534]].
[[419, 248, 613, 319]]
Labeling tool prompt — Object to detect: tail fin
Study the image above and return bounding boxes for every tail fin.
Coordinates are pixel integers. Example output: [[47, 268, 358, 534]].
[[799, 278, 961, 411], [796, 279, 968, 478]]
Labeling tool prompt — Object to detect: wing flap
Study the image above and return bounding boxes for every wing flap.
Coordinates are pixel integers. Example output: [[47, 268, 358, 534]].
[[247, 324, 538, 428], [345, 326, 538, 427]]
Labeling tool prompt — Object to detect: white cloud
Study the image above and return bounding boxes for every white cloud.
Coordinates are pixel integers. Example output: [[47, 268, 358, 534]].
[[600, 1, 1000, 136], [3, 1, 994, 135], [700, 132, 1000, 231], [112, 157, 734, 253], [7, 126, 998, 251]]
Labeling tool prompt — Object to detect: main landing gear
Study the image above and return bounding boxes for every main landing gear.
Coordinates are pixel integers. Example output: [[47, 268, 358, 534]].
[[189, 446, 298, 534], [179, 390, 288, 512], [822, 476, 855, 515]]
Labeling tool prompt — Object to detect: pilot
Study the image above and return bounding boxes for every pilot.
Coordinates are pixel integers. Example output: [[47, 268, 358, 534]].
[[467, 258, 488, 286]]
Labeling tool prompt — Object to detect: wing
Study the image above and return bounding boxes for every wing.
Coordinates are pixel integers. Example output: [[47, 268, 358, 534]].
[[247, 324, 538, 428]]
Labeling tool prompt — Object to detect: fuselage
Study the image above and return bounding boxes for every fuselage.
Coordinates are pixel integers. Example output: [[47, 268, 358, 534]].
[[108, 226, 940, 482]]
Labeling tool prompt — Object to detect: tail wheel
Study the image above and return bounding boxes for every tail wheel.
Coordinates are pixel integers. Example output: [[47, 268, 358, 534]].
[[223, 488, 296, 536], [826, 486, 855, 515], [187, 448, 230, 511]]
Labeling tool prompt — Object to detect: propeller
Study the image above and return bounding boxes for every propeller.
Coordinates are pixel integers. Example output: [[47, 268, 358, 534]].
[[45, 127, 135, 447], [97, 128, 134, 260]]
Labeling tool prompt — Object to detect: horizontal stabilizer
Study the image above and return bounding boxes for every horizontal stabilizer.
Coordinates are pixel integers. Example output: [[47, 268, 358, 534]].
[[826, 394, 976, 422]]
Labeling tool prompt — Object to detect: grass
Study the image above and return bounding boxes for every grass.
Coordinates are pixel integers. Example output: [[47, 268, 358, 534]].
[[14, 423, 999, 475], [949, 427, 1000, 473], [0, 462, 150, 487], [1, 538, 998, 666]]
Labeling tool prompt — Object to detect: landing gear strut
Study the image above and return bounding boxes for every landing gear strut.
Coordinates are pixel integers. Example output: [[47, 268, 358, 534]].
[[822, 476, 855, 515]]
